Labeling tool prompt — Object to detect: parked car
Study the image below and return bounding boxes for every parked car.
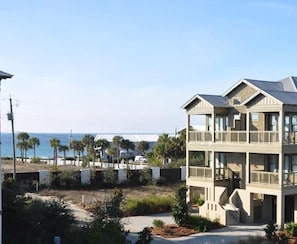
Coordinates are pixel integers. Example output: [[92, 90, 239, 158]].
[[134, 155, 148, 163]]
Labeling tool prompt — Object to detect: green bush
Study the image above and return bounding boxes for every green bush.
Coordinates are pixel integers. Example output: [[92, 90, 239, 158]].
[[153, 219, 164, 228], [171, 186, 189, 226], [186, 215, 218, 232], [50, 170, 80, 189], [285, 222, 297, 236], [103, 168, 118, 187], [193, 192, 205, 206], [30, 157, 41, 164], [123, 195, 174, 216]]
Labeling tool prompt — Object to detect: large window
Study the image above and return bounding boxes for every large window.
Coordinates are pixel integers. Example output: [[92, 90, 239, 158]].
[[267, 113, 279, 131], [215, 116, 228, 131], [285, 114, 297, 132]]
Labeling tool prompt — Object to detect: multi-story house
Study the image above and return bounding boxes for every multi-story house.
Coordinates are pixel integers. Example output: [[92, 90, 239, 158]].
[[182, 76, 297, 228]]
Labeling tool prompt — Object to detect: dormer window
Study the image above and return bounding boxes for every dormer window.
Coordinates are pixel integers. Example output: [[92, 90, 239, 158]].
[[233, 97, 241, 105]]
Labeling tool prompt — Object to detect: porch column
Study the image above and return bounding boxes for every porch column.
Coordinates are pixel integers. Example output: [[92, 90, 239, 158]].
[[186, 114, 190, 143], [279, 153, 283, 187], [212, 111, 215, 142], [241, 154, 246, 188], [276, 193, 285, 229], [246, 111, 250, 143], [210, 150, 216, 201], [279, 110, 283, 143], [246, 153, 250, 184]]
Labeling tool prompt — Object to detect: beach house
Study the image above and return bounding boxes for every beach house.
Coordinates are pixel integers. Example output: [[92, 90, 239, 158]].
[[182, 76, 297, 228]]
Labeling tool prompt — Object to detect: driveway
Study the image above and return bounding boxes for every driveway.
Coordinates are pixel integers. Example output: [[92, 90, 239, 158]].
[[123, 213, 265, 244]]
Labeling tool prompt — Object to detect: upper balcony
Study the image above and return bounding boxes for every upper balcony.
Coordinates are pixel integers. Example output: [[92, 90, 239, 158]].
[[187, 130, 295, 144]]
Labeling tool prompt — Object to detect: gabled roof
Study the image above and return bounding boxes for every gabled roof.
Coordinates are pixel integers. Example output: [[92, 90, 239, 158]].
[[181, 94, 231, 109], [0, 70, 13, 79], [224, 76, 297, 97]]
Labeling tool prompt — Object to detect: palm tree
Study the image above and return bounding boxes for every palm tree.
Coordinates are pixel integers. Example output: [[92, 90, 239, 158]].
[[50, 138, 61, 166], [70, 140, 84, 166], [59, 145, 69, 165], [154, 134, 171, 164], [82, 134, 95, 166], [112, 136, 123, 164], [29, 137, 40, 158], [120, 139, 135, 159], [95, 138, 110, 158], [17, 132, 30, 163], [137, 140, 149, 155]]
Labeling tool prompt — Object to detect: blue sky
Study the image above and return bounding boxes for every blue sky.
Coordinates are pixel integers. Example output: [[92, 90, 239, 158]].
[[1, 0, 297, 133]]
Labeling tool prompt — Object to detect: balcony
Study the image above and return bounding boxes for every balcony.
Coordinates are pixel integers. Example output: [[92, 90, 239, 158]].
[[188, 166, 212, 181], [250, 171, 279, 185], [188, 131, 280, 144]]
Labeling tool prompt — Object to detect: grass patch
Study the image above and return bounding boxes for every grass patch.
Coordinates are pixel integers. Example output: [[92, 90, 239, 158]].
[[123, 195, 174, 216]]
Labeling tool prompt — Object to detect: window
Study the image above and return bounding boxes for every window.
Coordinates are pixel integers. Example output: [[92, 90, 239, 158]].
[[267, 114, 279, 131], [251, 113, 259, 121], [233, 97, 241, 105]]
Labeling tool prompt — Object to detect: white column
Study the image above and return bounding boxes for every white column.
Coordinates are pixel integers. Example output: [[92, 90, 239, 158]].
[[180, 166, 186, 181], [246, 153, 250, 184], [246, 112, 250, 143], [276, 193, 285, 229]]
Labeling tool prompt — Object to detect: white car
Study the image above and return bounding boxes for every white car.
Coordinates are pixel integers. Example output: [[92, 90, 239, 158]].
[[134, 155, 148, 163]]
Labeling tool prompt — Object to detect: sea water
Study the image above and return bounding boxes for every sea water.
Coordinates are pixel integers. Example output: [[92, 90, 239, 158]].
[[1, 133, 96, 158]]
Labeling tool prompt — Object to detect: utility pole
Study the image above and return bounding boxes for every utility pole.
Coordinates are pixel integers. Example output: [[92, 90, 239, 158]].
[[7, 97, 16, 180]]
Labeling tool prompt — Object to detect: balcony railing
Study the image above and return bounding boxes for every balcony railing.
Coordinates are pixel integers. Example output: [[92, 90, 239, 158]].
[[250, 171, 279, 185], [283, 172, 297, 186], [188, 166, 212, 181], [188, 131, 280, 144]]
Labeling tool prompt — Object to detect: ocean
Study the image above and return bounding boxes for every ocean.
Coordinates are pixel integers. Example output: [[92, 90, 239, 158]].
[[1, 132, 95, 158]]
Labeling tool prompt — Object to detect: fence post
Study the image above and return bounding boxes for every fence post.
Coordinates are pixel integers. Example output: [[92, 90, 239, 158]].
[[151, 167, 160, 180], [80, 169, 91, 185], [118, 168, 127, 183], [39, 170, 50, 186], [180, 166, 186, 181]]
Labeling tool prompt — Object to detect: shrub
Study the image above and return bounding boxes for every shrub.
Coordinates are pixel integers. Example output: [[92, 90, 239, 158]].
[[285, 222, 297, 237], [171, 185, 189, 226], [31, 157, 41, 164], [154, 176, 167, 186], [186, 215, 217, 232], [153, 219, 164, 228], [50, 170, 80, 189], [123, 195, 174, 216], [193, 192, 205, 206], [136, 227, 153, 244], [103, 168, 118, 187], [264, 221, 277, 241]]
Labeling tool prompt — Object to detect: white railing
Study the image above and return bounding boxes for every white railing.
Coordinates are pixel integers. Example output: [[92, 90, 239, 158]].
[[188, 166, 212, 181], [250, 171, 279, 185], [188, 130, 280, 144]]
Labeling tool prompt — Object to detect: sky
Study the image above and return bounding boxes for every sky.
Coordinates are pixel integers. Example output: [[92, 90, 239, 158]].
[[1, 0, 297, 134]]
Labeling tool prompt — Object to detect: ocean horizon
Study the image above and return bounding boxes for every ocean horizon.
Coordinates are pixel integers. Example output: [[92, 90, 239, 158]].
[[1, 132, 94, 158]]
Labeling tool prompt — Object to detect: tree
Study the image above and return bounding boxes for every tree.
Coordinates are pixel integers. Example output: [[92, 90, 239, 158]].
[[82, 134, 95, 166], [137, 140, 149, 155], [112, 136, 123, 164], [29, 137, 40, 158], [50, 138, 61, 166], [70, 140, 84, 166], [171, 186, 189, 226], [120, 139, 135, 159], [59, 145, 69, 165], [17, 132, 30, 163], [95, 138, 110, 167]]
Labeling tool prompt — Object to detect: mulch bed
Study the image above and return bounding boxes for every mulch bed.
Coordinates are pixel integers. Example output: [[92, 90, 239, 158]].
[[151, 224, 198, 238]]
